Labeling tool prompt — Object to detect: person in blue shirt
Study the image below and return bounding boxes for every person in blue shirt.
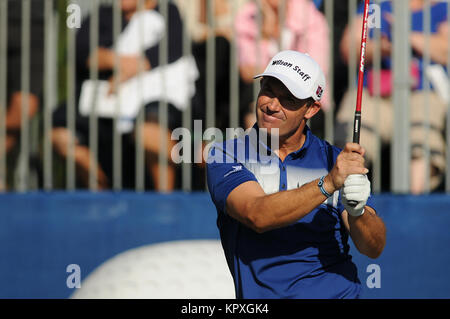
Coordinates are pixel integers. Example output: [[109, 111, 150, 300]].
[[206, 50, 386, 299], [336, 0, 449, 194]]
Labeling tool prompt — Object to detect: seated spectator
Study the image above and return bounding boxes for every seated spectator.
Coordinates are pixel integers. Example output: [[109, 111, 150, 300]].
[[176, 0, 243, 43], [175, 0, 248, 131], [52, 0, 194, 191], [336, 0, 448, 194], [235, 0, 330, 129], [174, 0, 248, 190]]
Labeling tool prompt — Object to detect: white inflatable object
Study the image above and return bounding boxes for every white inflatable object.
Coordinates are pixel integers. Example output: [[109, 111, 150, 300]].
[[70, 240, 235, 299]]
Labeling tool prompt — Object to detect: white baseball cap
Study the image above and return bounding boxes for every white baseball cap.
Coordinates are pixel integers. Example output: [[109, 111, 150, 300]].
[[254, 50, 326, 101]]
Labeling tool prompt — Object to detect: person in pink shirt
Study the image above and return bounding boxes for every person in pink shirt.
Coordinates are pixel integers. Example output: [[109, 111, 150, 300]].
[[235, 0, 330, 127]]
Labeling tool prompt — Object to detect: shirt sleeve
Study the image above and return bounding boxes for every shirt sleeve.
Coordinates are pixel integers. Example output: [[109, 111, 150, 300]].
[[206, 142, 258, 214], [145, 3, 183, 68], [76, 7, 115, 77], [75, 7, 114, 87], [430, 3, 448, 33]]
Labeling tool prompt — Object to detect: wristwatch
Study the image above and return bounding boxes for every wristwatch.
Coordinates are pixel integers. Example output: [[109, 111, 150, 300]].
[[318, 176, 332, 198]]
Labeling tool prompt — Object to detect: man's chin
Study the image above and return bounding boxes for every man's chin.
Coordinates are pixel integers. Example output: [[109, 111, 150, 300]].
[[256, 121, 282, 137]]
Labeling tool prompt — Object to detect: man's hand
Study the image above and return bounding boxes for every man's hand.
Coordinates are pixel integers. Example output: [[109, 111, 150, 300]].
[[118, 55, 151, 82], [342, 174, 371, 217], [108, 55, 151, 94], [261, 0, 280, 40], [324, 143, 369, 194]]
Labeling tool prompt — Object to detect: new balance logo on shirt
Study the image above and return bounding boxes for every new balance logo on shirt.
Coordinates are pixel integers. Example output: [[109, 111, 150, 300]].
[[224, 165, 243, 178]]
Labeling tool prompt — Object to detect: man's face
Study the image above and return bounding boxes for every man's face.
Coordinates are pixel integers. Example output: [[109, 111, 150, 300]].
[[256, 77, 312, 138], [121, 0, 138, 12]]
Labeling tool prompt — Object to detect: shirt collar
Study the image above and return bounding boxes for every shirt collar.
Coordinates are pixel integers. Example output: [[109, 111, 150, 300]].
[[291, 124, 312, 158], [251, 123, 312, 158]]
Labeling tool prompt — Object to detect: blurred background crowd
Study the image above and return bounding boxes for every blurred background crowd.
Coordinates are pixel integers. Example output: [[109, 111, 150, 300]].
[[1, 0, 449, 194]]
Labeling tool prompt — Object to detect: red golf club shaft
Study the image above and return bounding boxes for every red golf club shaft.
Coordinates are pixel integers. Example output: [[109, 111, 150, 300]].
[[353, 0, 371, 144], [348, 0, 370, 207]]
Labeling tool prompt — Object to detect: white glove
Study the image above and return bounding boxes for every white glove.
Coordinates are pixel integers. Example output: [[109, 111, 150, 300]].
[[341, 174, 371, 217]]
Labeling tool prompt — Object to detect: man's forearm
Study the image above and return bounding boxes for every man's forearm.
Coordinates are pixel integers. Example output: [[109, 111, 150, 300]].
[[247, 176, 333, 233], [227, 143, 369, 234], [347, 206, 386, 259], [87, 47, 115, 70], [410, 33, 448, 65]]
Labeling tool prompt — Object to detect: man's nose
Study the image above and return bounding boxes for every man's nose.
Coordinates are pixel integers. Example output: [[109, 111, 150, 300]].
[[266, 97, 281, 113]]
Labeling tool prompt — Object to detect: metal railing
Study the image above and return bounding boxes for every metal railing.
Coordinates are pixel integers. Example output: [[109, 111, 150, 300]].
[[0, 0, 449, 194]]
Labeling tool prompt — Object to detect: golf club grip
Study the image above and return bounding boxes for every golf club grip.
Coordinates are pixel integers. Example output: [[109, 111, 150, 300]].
[[352, 111, 361, 143], [348, 112, 361, 207], [348, 114, 361, 207]]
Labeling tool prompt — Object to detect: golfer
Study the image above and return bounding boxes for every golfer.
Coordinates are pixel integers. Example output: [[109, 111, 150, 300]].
[[206, 50, 386, 299]]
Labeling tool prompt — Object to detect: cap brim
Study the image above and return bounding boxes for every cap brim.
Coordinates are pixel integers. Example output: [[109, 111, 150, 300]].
[[253, 72, 312, 100]]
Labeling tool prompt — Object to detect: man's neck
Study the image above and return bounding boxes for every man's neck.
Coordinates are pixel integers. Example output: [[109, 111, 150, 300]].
[[273, 122, 307, 161]]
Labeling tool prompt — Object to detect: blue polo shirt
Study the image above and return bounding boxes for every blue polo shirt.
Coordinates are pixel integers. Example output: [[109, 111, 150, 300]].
[[207, 125, 374, 299]]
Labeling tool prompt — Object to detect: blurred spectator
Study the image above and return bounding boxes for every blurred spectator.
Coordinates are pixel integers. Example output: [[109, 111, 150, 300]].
[[176, 0, 245, 43], [316, 0, 359, 112], [52, 0, 190, 191], [175, 0, 248, 190], [175, 0, 248, 131], [2, 0, 45, 188], [235, 0, 330, 129], [336, 0, 448, 194]]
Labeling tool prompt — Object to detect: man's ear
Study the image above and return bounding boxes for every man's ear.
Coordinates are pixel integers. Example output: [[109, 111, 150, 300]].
[[304, 101, 321, 120]]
